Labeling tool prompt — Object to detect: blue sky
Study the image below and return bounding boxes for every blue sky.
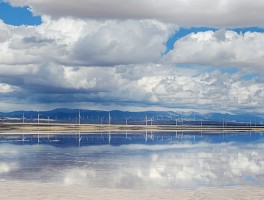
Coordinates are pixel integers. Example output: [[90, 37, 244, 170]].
[[0, 2, 41, 26], [0, 0, 264, 113]]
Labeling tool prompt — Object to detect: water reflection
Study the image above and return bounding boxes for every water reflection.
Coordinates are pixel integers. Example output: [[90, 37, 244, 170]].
[[1, 131, 263, 147], [0, 131, 264, 189]]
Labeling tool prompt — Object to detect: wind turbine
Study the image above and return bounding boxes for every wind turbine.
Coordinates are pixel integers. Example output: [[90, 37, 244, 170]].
[[17, 134, 28, 143], [150, 117, 153, 126], [125, 117, 130, 126], [22, 134, 26, 143], [37, 132, 40, 144], [22, 112, 25, 124], [108, 112, 111, 126], [37, 112, 40, 124], [145, 116, 153, 126], [108, 131, 111, 145], [78, 110, 82, 125], [78, 131, 82, 147]]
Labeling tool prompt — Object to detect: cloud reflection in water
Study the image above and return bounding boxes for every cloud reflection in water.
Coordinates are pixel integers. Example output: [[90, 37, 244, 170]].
[[1, 140, 264, 189], [59, 142, 264, 189]]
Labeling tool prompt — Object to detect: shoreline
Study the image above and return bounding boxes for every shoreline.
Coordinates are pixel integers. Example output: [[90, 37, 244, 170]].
[[1, 122, 264, 134]]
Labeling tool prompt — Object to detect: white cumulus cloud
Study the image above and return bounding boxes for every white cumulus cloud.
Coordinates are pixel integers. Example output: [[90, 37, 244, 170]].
[[0, 18, 176, 66], [164, 30, 264, 71]]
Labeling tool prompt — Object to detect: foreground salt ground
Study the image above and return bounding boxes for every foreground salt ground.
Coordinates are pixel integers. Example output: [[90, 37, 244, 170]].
[[0, 181, 263, 200]]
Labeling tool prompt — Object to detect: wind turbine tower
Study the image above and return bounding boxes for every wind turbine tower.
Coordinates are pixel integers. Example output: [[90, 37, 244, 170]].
[[78, 110, 81, 125], [125, 117, 130, 126], [38, 112, 40, 124], [108, 112, 111, 126]]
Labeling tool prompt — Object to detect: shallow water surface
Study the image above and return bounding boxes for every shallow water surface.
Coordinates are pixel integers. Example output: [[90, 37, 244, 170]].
[[1, 131, 264, 189]]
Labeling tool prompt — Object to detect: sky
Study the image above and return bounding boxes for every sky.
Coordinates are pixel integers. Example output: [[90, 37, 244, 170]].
[[0, 0, 264, 114]]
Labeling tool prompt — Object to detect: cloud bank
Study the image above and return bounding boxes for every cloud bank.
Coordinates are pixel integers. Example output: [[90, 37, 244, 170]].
[[0, 1, 264, 113], [6, 0, 264, 27]]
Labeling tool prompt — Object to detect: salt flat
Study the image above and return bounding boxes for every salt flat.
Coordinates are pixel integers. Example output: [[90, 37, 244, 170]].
[[1, 122, 264, 133], [0, 181, 263, 200]]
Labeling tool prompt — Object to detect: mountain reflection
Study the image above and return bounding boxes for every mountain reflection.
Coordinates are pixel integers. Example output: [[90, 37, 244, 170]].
[[0, 131, 264, 189]]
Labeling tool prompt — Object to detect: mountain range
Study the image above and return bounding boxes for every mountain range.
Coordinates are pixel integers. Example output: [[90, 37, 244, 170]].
[[0, 108, 263, 124]]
